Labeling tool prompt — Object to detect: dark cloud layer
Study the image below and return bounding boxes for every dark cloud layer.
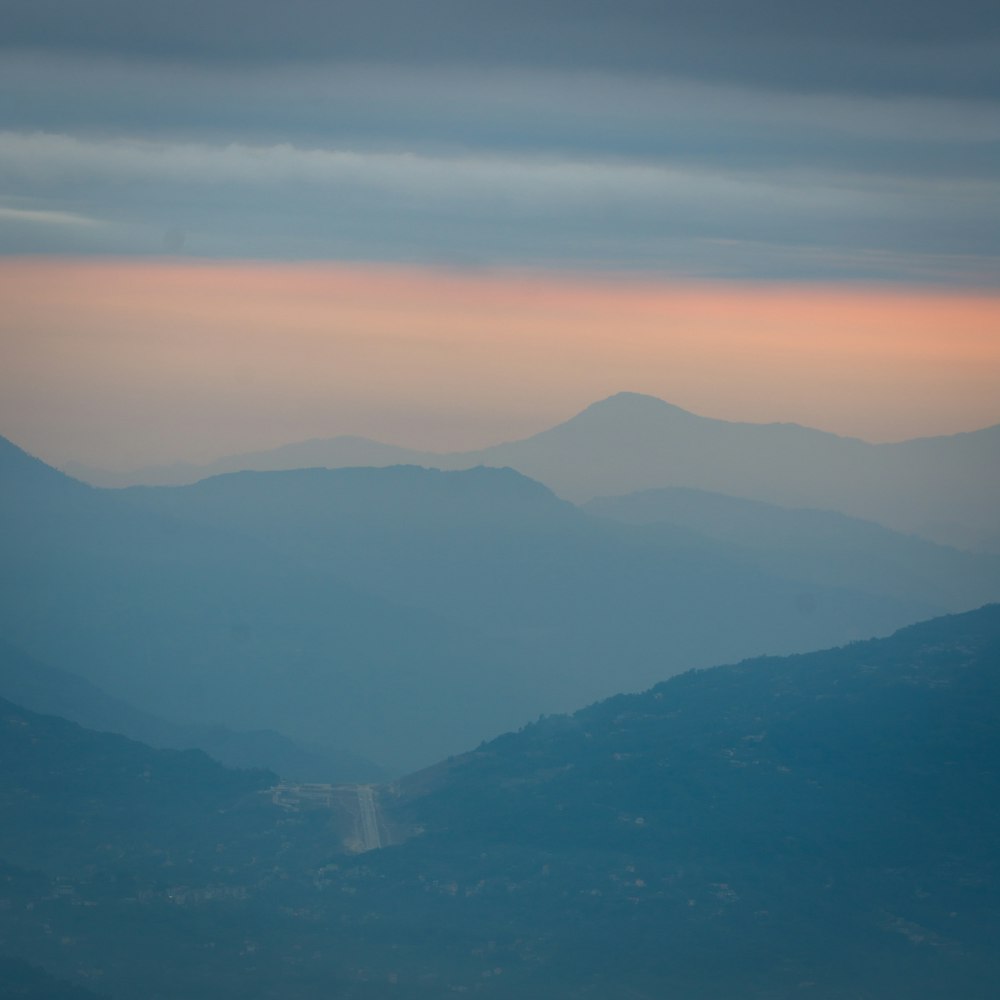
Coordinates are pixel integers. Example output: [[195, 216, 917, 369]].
[[5, 0, 1000, 96], [1, 2, 998, 282]]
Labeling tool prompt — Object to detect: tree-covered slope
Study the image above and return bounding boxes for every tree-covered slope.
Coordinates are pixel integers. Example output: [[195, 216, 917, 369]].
[[0, 698, 345, 1000], [3, 607, 999, 999], [375, 603, 1000, 997], [0, 696, 281, 877], [0, 958, 107, 1000]]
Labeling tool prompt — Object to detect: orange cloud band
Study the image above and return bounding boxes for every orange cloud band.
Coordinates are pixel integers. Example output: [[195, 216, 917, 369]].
[[2, 258, 998, 468]]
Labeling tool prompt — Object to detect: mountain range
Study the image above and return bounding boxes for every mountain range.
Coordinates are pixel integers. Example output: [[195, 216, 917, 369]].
[[2, 605, 998, 999], [5, 432, 997, 776], [63, 392, 1000, 552]]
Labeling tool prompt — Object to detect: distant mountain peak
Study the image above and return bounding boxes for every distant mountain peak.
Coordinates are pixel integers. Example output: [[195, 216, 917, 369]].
[[552, 392, 702, 435], [581, 392, 697, 418]]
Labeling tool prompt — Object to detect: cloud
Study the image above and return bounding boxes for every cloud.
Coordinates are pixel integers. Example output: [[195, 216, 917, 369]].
[[0, 14, 996, 282], [2, 1, 999, 98], [4, 56, 1000, 163], [0, 129, 997, 284], [3, 258, 999, 470], [0, 204, 100, 226], [2, 129, 991, 221]]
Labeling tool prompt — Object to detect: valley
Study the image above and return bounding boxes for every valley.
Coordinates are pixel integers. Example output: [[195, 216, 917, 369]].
[[1, 607, 998, 998], [3, 2, 998, 992], [2, 396, 998, 998]]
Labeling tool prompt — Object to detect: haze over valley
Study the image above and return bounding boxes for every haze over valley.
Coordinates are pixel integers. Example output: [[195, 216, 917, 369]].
[[4, 389, 1000, 999], [3, 606, 999, 998], [2, 0, 999, 995], [5, 396, 1000, 777]]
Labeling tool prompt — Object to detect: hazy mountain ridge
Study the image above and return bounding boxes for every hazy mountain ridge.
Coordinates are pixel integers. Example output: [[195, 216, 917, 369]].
[[585, 486, 1000, 612], [2, 605, 998, 998], [0, 436, 93, 496], [0, 640, 385, 783], [107, 463, 953, 718], [2, 439, 551, 772], [463, 393, 1000, 548], [62, 436, 433, 490], [4, 432, 996, 776], [61, 392, 1000, 551]]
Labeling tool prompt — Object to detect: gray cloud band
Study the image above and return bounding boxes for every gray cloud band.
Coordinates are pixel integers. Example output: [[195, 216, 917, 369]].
[[1, 130, 997, 284], [3, 0, 999, 98], [1, 1, 997, 281]]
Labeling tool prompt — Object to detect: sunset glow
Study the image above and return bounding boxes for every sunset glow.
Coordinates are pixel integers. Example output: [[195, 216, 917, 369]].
[[2, 257, 998, 468]]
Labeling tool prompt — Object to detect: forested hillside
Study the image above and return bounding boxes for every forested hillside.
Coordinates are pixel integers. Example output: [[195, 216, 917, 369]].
[[2, 606, 998, 998]]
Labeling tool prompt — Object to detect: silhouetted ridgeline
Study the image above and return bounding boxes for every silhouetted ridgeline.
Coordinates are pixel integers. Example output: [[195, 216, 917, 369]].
[[64, 393, 1000, 552], [1, 606, 998, 998], [4, 432, 997, 777]]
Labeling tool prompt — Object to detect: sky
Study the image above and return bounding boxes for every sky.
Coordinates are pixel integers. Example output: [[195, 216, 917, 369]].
[[1, 1, 998, 467]]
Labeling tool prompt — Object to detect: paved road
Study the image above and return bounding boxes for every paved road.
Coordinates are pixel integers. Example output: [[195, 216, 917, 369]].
[[357, 785, 382, 851]]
